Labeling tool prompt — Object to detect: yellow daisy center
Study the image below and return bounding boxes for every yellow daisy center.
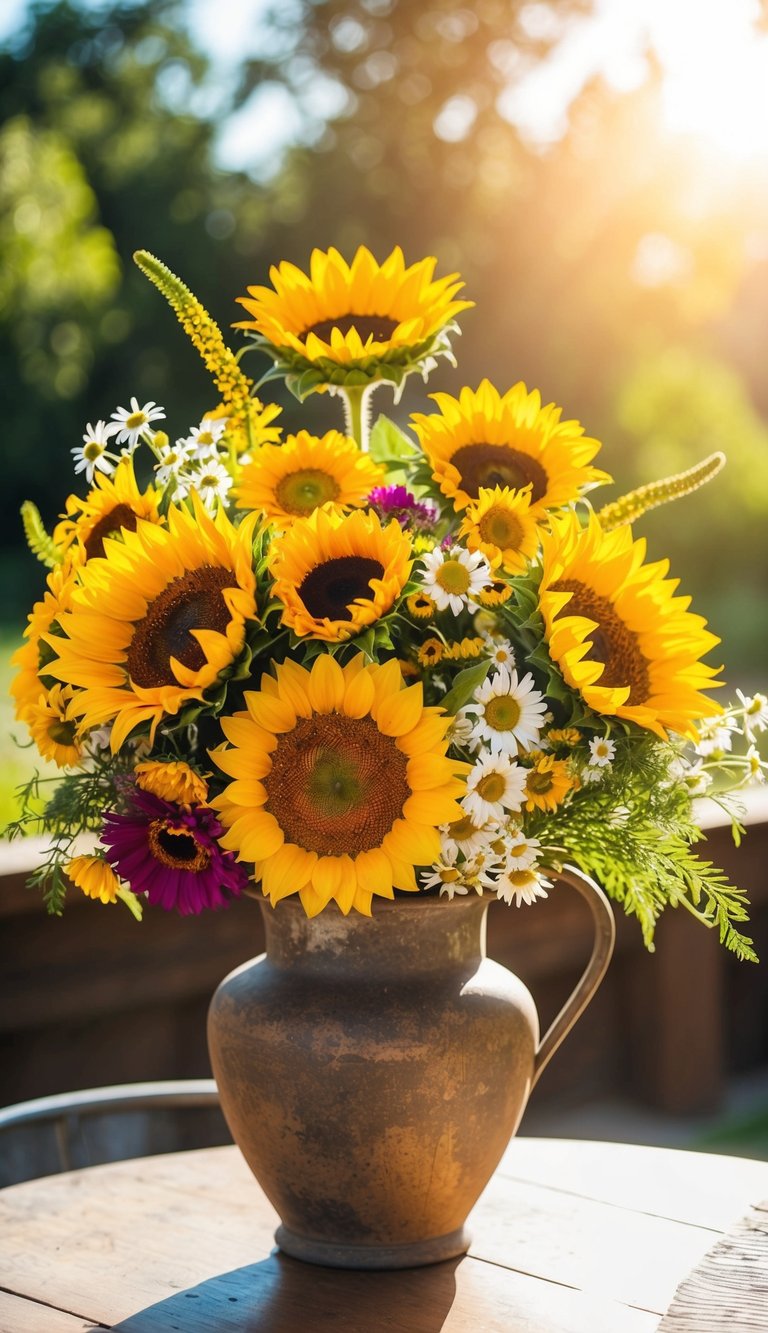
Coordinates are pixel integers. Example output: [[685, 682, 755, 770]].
[[436, 560, 470, 595], [126, 565, 233, 688], [275, 468, 342, 517], [84, 440, 104, 461], [264, 714, 409, 856], [302, 313, 399, 343], [475, 771, 507, 802], [478, 505, 524, 550], [440, 867, 461, 883], [447, 815, 480, 843], [451, 443, 548, 502], [298, 556, 385, 621], [483, 695, 521, 731], [554, 579, 651, 704], [84, 503, 139, 560], [125, 411, 146, 430], [196, 430, 215, 446], [147, 820, 211, 871]]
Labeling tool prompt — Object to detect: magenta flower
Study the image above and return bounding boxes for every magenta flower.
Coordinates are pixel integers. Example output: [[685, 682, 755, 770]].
[[101, 788, 248, 915], [368, 485, 437, 531]]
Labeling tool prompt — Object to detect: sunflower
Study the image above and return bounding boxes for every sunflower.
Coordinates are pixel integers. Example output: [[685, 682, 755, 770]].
[[539, 512, 723, 739], [234, 246, 473, 391], [411, 380, 610, 516], [11, 562, 77, 723], [211, 654, 467, 917], [234, 430, 384, 526], [475, 579, 513, 608], [134, 759, 209, 806], [523, 755, 574, 812], [269, 507, 412, 642], [25, 683, 83, 768], [459, 485, 541, 573], [67, 855, 122, 905], [53, 456, 163, 562], [46, 496, 259, 750]]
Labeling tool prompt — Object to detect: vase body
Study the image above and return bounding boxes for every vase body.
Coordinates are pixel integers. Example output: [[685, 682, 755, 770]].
[[208, 893, 539, 1268]]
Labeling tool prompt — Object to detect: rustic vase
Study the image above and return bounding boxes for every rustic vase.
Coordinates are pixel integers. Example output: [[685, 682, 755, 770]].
[[207, 865, 615, 1270]]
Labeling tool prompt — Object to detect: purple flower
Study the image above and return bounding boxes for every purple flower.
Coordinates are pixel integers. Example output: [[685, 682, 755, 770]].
[[101, 788, 248, 915], [368, 485, 437, 531]]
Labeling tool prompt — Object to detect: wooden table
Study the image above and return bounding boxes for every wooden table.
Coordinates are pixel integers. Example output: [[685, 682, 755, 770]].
[[2, 1139, 768, 1332]]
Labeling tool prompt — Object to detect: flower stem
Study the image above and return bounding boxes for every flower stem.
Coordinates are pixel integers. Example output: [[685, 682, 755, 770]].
[[342, 384, 373, 451]]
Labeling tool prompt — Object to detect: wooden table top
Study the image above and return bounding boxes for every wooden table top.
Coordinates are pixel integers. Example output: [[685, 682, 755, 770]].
[[2, 1138, 768, 1332]]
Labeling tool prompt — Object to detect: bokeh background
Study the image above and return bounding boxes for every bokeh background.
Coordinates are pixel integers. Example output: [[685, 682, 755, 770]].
[[3, 0, 768, 665]]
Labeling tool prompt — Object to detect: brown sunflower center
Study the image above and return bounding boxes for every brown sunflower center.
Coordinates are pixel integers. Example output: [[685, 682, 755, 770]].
[[48, 718, 78, 746], [84, 504, 140, 561], [526, 768, 554, 795], [451, 443, 548, 502], [147, 819, 211, 872], [552, 579, 651, 704], [263, 714, 409, 855], [478, 505, 524, 550], [299, 556, 385, 622], [126, 565, 234, 689], [275, 468, 341, 517], [302, 313, 399, 345]]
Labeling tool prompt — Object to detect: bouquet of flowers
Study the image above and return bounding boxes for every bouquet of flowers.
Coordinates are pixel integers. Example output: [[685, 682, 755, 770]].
[[9, 246, 765, 959]]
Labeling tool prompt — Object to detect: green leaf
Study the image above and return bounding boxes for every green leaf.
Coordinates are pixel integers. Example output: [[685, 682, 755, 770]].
[[21, 501, 62, 567], [440, 659, 491, 715], [369, 414, 417, 464], [117, 886, 144, 921]]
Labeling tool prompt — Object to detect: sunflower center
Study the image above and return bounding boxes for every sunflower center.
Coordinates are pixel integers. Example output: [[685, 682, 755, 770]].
[[436, 559, 470, 595], [48, 718, 78, 746], [553, 579, 651, 704], [475, 772, 506, 802], [478, 506, 524, 550], [126, 565, 233, 689], [147, 820, 211, 871], [451, 444, 548, 502], [299, 556, 384, 622], [84, 504, 139, 560], [527, 769, 554, 794], [303, 313, 399, 344], [483, 695, 521, 731], [275, 468, 341, 517], [264, 714, 409, 855]]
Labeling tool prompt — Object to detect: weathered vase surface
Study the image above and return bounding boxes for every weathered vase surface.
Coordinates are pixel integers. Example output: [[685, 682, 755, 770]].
[[207, 893, 539, 1268]]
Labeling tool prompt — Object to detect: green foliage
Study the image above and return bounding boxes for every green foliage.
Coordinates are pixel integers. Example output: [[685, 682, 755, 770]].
[[440, 659, 491, 715], [20, 500, 61, 567]]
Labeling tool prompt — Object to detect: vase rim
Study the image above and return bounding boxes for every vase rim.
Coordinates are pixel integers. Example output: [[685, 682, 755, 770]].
[[252, 890, 488, 917]]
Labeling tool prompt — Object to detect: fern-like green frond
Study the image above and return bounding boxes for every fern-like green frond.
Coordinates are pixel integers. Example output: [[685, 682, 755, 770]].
[[21, 501, 62, 567]]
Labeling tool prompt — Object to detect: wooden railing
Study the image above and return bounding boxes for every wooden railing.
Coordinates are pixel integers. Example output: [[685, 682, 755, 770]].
[[1, 788, 766, 1115]]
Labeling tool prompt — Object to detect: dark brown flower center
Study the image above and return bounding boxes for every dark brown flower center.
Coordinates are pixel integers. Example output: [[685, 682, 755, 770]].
[[451, 443, 548, 502], [48, 718, 78, 746], [274, 468, 341, 517], [84, 504, 139, 560], [263, 714, 409, 855], [148, 819, 211, 872], [126, 565, 234, 689], [553, 579, 650, 704], [302, 313, 399, 344], [299, 557, 385, 622]]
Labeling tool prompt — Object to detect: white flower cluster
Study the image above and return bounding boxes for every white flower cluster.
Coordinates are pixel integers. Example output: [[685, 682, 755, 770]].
[[421, 818, 550, 908], [153, 417, 232, 509], [686, 693, 768, 790], [72, 398, 166, 483]]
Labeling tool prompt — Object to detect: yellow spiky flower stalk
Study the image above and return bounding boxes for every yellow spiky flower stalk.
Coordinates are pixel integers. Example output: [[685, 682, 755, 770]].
[[596, 452, 725, 532], [133, 250, 281, 453]]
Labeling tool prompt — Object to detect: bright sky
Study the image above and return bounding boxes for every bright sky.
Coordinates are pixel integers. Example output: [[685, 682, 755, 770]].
[[3, 0, 768, 175]]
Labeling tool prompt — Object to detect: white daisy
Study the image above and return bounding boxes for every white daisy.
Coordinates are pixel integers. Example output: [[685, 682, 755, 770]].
[[72, 420, 119, 483], [694, 718, 737, 758], [190, 458, 233, 507], [737, 690, 768, 739], [463, 753, 527, 823], [421, 849, 466, 897], [440, 814, 500, 862], [188, 417, 228, 458], [154, 437, 197, 489], [499, 832, 542, 873], [447, 710, 476, 748], [485, 636, 516, 670], [580, 764, 606, 785], [588, 736, 616, 768], [496, 866, 550, 908], [110, 397, 166, 450], [420, 545, 492, 615], [462, 848, 503, 893], [464, 666, 548, 756], [746, 745, 767, 785]]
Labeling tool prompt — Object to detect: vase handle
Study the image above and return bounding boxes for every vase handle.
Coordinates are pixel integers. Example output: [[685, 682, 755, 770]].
[[531, 866, 616, 1089]]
